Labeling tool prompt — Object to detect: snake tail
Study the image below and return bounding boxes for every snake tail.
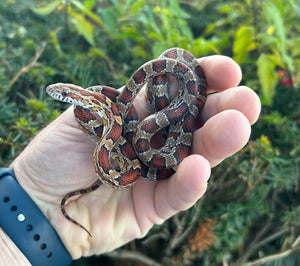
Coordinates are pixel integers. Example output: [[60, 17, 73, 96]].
[[60, 180, 102, 237]]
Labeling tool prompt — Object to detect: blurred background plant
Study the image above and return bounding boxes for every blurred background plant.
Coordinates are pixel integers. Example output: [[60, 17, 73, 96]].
[[0, 0, 299, 265]]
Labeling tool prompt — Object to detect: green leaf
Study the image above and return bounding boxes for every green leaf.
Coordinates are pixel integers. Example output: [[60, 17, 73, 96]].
[[289, 0, 300, 17], [131, 0, 145, 15], [83, 0, 96, 10], [88, 47, 105, 58], [169, 0, 190, 19], [257, 53, 278, 106], [152, 42, 167, 58], [101, 9, 117, 34], [290, 37, 300, 57], [265, 2, 294, 73], [32, 0, 60, 15], [233, 26, 255, 63], [70, 12, 95, 46], [50, 30, 62, 55], [71, 0, 106, 28], [17, 117, 29, 128], [192, 37, 221, 56], [265, 2, 286, 51]]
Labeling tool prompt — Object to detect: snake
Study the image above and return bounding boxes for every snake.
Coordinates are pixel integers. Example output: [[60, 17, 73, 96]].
[[46, 48, 207, 236]]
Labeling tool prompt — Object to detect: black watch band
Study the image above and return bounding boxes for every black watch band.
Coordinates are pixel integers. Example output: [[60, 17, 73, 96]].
[[0, 168, 72, 266]]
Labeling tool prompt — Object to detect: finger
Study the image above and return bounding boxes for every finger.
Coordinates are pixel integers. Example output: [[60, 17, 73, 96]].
[[194, 109, 251, 167], [152, 155, 211, 220], [200, 86, 261, 125], [198, 55, 242, 92]]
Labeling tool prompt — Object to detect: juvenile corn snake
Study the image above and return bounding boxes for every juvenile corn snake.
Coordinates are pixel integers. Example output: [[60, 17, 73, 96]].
[[46, 48, 207, 236]]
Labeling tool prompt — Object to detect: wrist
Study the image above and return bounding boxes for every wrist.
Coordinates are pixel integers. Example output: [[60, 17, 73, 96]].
[[0, 227, 31, 265]]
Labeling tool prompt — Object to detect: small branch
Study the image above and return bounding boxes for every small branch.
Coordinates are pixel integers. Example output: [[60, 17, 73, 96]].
[[250, 218, 272, 247], [250, 228, 289, 251], [238, 218, 272, 260], [141, 228, 170, 246], [8, 42, 46, 88], [243, 245, 300, 266], [165, 199, 203, 256], [162, 256, 182, 266], [104, 249, 164, 266], [0, 124, 8, 138], [292, 235, 300, 247], [103, 55, 119, 80], [235, 227, 290, 265]]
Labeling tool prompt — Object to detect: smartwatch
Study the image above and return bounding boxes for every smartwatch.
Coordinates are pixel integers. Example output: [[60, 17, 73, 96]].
[[0, 168, 72, 266]]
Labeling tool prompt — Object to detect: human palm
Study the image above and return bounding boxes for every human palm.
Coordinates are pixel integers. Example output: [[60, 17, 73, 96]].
[[10, 55, 261, 259]]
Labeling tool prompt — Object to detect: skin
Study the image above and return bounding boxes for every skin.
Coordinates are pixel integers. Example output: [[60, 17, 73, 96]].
[[1, 55, 261, 263]]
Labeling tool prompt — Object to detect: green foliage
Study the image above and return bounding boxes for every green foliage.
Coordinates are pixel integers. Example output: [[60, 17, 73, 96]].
[[0, 0, 299, 265], [257, 53, 279, 105]]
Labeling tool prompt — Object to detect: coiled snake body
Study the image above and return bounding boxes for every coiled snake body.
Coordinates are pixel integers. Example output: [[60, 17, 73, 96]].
[[46, 48, 207, 236]]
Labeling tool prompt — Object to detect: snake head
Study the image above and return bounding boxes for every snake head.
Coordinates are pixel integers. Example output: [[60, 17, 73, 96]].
[[46, 83, 87, 104]]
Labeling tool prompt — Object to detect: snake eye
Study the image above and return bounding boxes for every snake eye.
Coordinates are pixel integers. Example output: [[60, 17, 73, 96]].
[[62, 91, 68, 96]]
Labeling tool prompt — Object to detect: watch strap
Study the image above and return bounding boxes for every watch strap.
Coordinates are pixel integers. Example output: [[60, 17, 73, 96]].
[[0, 168, 72, 266]]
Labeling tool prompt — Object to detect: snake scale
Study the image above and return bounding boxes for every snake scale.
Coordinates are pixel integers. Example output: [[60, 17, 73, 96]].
[[46, 48, 207, 236]]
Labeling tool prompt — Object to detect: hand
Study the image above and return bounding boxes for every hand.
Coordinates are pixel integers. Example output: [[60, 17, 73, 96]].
[[10, 55, 261, 259]]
